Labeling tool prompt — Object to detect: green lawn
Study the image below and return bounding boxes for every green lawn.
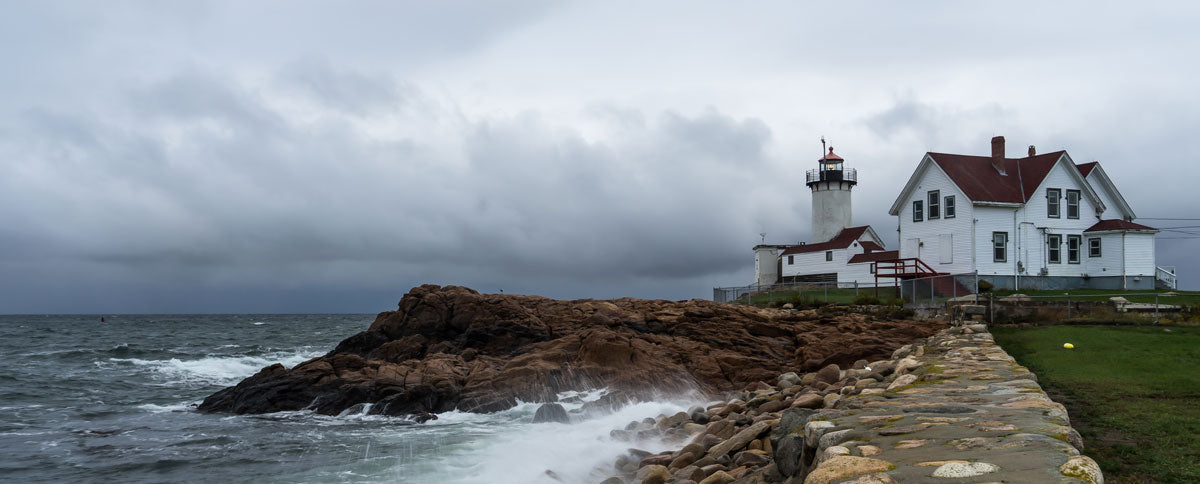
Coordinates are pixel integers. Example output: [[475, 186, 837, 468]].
[[992, 325, 1200, 483], [991, 288, 1200, 306]]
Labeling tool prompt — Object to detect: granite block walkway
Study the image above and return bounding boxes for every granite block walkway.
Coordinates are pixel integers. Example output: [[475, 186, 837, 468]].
[[798, 323, 1102, 483]]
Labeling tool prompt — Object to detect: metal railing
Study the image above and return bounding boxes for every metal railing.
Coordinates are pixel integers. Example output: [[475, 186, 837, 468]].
[[875, 258, 940, 279], [805, 168, 857, 184]]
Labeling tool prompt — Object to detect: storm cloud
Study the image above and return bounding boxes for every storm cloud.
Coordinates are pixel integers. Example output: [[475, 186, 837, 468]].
[[1, 1, 1197, 313]]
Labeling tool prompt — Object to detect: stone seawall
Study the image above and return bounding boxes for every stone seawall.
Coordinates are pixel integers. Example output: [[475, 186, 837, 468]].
[[605, 320, 1103, 484]]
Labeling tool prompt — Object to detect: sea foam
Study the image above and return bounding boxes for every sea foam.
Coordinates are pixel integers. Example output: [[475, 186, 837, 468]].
[[386, 389, 704, 484], [110, 349, 322, 385]]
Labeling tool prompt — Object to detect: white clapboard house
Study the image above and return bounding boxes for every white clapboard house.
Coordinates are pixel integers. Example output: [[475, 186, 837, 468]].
[[887, 136, 1172, 290]]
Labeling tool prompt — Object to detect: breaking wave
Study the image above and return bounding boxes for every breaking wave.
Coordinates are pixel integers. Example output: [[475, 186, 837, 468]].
[[110, 350, 322, 385]]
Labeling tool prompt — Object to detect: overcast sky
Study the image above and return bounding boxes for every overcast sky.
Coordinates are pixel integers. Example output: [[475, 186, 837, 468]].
[[2, 1, 1197, 313]]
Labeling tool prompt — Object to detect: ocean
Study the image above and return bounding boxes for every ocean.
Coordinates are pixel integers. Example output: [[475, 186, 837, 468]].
[[0, 314, 700, 483]]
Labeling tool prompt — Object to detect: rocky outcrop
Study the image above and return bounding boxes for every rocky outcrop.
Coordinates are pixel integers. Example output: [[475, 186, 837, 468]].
[[602, 320, 1102, 483], [198, 285, 943, 417]]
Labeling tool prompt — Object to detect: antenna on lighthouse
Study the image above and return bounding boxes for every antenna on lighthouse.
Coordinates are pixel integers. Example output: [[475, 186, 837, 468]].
[[760, 232, 767, 244], [820, 136, 827, 160]]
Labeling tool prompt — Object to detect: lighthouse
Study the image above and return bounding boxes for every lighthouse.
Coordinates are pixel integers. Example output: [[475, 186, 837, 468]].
[[746, 139, 885, 289], [806, 144, 857, 243]]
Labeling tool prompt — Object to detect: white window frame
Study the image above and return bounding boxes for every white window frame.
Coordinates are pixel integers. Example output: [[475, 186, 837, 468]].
[[993, 232, 1008, 263], [913, 200, 923, 222], [944, 195, 955, 219], [1066, 190, 1080, 219], [1068, 235, 1081, 264], [1047, 188, 1061, 218], [825, 251, 833, 261], [1048, 234, 1061, 264], [1088, 237, 1101, 258], [928, 190, 940, 219]]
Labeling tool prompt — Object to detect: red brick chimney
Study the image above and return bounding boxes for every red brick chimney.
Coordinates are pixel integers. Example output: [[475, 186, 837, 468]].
[[991, 136, 1005, 159]]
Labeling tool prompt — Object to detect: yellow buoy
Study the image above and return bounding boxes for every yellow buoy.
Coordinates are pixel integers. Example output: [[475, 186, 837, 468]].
[[1063, 343, 1075, 349]]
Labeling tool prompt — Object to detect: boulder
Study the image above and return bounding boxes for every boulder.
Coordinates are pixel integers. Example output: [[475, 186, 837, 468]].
[[777, 372, 801, 386], [773, 434, 804, 477], [698, 471, 734, 484], [1059, 455, 1103, 484], [815, 364, 842, 384], [635, 464, 670, 484], [790, 393, 824, 409], [706, 421, 772, 459], [672, 465, 706, 482], [732, 450, 769, 467], [668, 452, 698, 470], [804, 456, 895, 484], [532, 403, 570, 423]]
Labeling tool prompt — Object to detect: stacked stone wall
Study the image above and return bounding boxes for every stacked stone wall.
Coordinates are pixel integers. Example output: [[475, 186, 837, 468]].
[[602, 318, 1103, 484]]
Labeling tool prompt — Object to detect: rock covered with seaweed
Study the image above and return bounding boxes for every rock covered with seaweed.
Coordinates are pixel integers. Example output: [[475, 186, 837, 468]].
[[198, 285, 943, 418]]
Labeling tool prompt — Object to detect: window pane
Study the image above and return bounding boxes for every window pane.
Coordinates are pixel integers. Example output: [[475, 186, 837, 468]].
[[913, 200, 923, 222], [1048, 235, 1060, 264], [945, 196, 955, 218], [928, 191, 940, 219], [1047, 189, 1061, 217], [1089, 238, 1101, 257], [1068, 235, 1081, 263]]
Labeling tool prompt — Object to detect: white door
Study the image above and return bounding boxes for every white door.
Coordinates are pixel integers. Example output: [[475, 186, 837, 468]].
[[939, 234, 953, 264]]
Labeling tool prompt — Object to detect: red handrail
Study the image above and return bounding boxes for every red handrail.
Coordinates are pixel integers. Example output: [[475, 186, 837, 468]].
[[873, 258, 943, 278]]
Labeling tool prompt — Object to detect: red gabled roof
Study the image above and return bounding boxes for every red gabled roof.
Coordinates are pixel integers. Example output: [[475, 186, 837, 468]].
[[848, 250, 900, 264], [1076, 161, 1098, 177], [859, 241, 884, 252], [780, 226, 870, 256], [1084, 219, 1158, 232], [928, 151, 1066, 204]]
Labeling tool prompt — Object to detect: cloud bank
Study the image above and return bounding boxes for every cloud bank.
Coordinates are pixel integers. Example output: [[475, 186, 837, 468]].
[[1, 1, 1197, 312]]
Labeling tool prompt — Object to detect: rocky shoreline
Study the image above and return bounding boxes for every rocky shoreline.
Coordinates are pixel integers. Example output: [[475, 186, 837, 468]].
[[198, 285, 944, 420], [597, 318, 1103, 484]]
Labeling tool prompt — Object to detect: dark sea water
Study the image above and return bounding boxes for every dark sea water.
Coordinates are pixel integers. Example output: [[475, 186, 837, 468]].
[[0, 314, 696, 484]]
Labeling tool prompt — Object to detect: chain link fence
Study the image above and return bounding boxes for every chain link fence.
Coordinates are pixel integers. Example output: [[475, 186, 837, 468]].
[[713, 280, 901, 306], [714, 273, 982, 307]]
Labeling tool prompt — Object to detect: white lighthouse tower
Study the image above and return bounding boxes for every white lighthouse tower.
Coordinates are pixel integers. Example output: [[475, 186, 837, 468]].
[[806, 143, 857, 243]]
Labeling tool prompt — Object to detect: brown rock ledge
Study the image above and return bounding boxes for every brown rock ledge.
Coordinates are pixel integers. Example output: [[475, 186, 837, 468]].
[[197, 285, 943, 417]]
